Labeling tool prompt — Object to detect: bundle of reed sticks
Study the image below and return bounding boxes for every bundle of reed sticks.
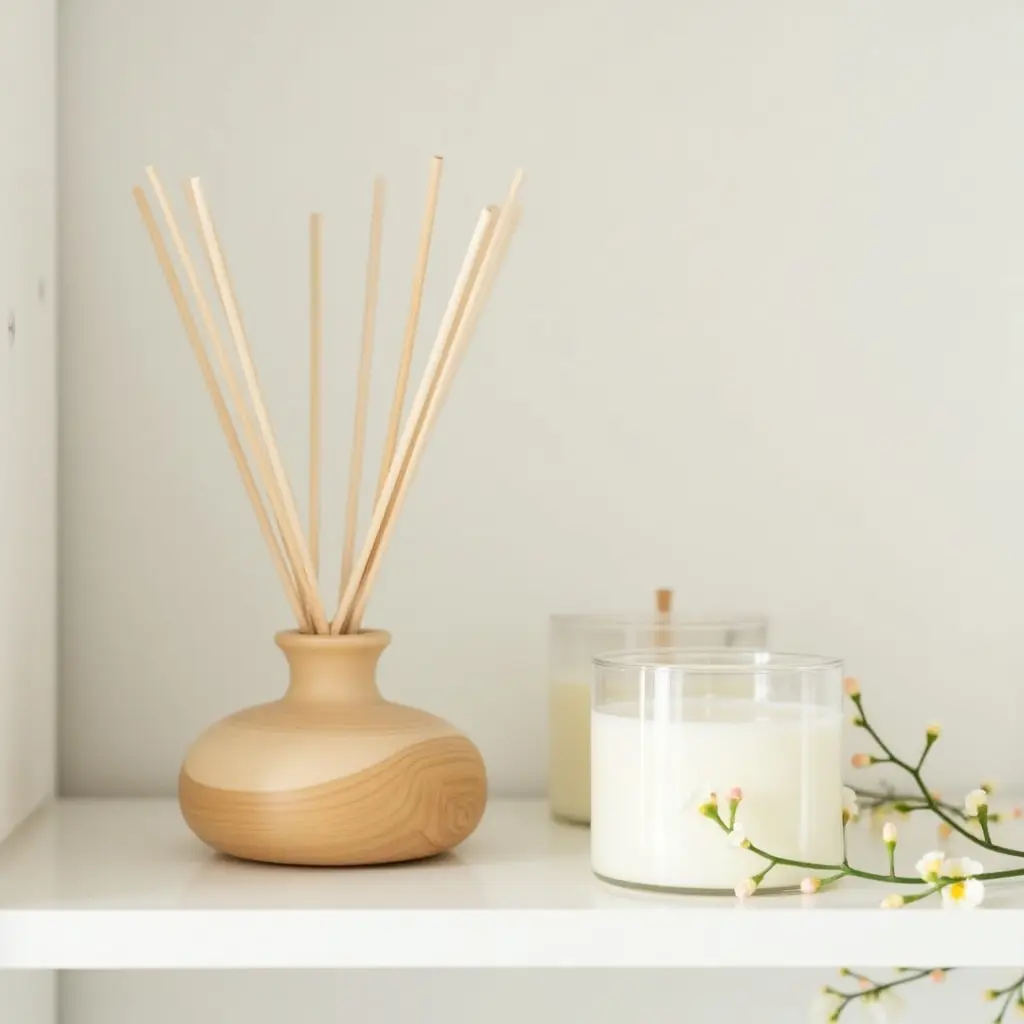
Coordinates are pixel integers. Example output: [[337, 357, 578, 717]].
[[134, 158, 523, 634]]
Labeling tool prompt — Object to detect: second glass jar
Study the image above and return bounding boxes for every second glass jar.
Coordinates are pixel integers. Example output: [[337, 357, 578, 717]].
[[547, 613, 768, 824]]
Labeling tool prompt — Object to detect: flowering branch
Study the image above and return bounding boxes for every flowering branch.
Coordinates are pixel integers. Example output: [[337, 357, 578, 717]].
[[699, 794, 1017, 905], [847, 681, 1024, 860], [985, 970, 1024, 1023], [697, 678, 1024, 907], [853, 782, 1022, 848], [816, 967, 949, 1021], [818, 968, 1024, 1022]]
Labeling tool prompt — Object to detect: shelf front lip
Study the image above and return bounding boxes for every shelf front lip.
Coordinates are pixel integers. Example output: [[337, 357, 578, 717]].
[[0, 908, 1022, 969]]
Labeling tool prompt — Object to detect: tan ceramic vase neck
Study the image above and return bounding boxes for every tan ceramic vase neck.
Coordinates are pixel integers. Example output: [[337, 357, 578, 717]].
[[277, 630, 388, 705]]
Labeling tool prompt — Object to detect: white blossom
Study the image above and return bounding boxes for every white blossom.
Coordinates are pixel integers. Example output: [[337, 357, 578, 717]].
[[915, 850, 945, 882], [964, 789, 988, 818], [941, 877, 985, 909], [942, 856, 984, 878], [940, 856, 985, 909]]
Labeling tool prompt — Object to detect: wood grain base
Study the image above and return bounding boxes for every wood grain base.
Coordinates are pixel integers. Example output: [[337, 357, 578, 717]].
[[178, 629, 488, 866]]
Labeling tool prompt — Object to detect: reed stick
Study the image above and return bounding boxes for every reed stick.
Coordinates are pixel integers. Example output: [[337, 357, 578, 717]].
[[343, 187, 521, 633], [339, 177, 385, 600], [140, 160, 522, 638], [146, 167, 312, 629], [189, 177, 329, 633], [347, 201, 521, 631], [375, 156, 443, 501], [328, 205, 497, 633], [133, 186, 308, 629], [177, 179, 314, 628], [309, 212, 323, 577], [335, 173, 521, 632]]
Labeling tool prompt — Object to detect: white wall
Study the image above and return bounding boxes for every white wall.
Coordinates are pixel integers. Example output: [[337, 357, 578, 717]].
[[0, 0, 57, 833], [59, 969, 1017, 1024], [60, 0, 1024, 797]]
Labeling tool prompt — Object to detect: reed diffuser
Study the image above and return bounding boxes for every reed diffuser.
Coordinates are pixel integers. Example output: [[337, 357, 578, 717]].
[[134, 158, 522, 865]]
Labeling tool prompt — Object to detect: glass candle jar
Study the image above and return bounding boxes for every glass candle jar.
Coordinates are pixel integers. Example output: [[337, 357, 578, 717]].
[[548, 614, 768, 824], [590, 649, 844, 893]]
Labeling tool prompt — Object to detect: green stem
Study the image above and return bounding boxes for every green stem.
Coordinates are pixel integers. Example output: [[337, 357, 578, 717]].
[[742, 839, 922, 884], [916, 734, 937, 772], [1004, 975, 1024, 1024], [900, 886, 941, 906], [973, 867, 1024, 881], [980, 806, 993, 845], [853, 785, 969, 822], [721, 818, 1024, 885], [840, 970, 876, 986], [830, 968, 941, 1019], [828, 969, 1024, 1023], [995, 985, 1018, 1024], [853, 695, 1024, 860], [990, 971, 1024, 998]]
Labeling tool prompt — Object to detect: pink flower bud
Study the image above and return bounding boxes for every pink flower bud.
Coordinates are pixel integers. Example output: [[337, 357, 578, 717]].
[[937, 822, 953, 840], [800, 877, 820, 895], [929, 970, 945, 984], [843, 677, 860, 698], [734, 878, 757, 899], [728, 787, 743, 802], [851, 753, 872, 768], [1012, 807, 1023, 820]]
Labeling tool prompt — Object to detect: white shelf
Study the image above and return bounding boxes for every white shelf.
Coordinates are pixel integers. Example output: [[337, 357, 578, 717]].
[[0, 797, 1022, 968]]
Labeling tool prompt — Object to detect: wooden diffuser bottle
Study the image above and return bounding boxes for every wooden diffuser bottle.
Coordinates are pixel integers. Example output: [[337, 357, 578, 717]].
[[135, 158, 522, 865]]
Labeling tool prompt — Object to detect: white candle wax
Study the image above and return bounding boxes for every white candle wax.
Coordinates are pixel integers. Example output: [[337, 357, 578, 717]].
[[548, 680, 591, 823], [591, 698, 843, 891]]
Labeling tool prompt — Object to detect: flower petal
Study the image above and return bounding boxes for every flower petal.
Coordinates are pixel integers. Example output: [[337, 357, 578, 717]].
[[964, 878, 985, 908], [941, 876, 985, 909], [941, 856, 984, 880], [964, 788, 988, 817], [915, 850, 945, 881]]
